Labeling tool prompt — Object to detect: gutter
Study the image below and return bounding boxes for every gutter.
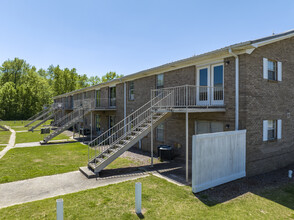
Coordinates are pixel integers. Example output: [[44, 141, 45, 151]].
[[228, 48, 239, 130]]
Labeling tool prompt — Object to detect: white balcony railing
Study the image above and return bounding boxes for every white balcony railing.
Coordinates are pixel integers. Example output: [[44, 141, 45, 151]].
[[73, 99, 95, 109], [151, 85, 224, 109], [73, 98, 116, 109]]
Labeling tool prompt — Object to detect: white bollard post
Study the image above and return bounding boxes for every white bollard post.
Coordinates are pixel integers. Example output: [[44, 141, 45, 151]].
[[289, 170, 293, 179], [56, 199, 63, 220], [135, 182, 142, 214]]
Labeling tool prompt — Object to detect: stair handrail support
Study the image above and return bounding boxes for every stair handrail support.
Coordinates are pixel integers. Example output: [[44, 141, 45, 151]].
[[88, 91, 174, 164]]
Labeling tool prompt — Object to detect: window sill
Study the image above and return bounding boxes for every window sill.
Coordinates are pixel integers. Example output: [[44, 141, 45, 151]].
[[267, 79, 278, 83], [267, 138, 278, 142]]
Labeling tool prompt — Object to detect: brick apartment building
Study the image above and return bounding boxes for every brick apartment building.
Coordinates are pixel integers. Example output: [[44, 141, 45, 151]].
[[49, 29, 294, 177]]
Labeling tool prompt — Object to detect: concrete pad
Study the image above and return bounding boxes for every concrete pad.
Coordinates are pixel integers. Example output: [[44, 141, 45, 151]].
[[0, 171, 149, 209], [79, 166, 97, 178]]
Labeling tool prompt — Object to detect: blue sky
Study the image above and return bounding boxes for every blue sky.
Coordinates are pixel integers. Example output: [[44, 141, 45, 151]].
[[0, 0, 293, 78]]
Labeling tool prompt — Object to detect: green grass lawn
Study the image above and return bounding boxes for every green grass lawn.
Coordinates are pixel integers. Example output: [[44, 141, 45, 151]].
[[0, 142, 138, 184], [1, 120, 53, 127], [15, 131, 70, 144], [0, 131, 11, 144], [0, 146, 5, 152], [0, 176, 293, 219], [11, 126, 29, 131]]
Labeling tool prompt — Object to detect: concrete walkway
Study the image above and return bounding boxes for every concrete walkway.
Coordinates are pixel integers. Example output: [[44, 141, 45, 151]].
[[0, 171, 148, 209], [13, 139, 74, 148], [0, 127, 15, 159]]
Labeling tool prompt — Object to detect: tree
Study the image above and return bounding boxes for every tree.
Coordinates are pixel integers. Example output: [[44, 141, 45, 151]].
[[0, 58, 122, 120], [88, 76, 101, 86], [0, 82, 17, 119], [0, 58, 30, 89], [101, 71, 123, 82]]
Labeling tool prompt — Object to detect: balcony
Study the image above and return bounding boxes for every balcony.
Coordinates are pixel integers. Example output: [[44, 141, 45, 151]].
[[64, 102, 73, 110], [151, 85, 226, 113], [73, 98, 116, 110]]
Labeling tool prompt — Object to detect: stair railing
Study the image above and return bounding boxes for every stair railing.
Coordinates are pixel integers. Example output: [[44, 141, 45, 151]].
[[88, 92, 174, 164], [26, 107, 50, 122]]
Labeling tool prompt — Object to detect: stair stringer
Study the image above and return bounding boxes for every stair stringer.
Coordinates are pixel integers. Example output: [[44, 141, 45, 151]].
[[0, 124, 9, 131], [42, 109, 91, 143], [25, 108, 52, 127], [90, 112, 172, 174]]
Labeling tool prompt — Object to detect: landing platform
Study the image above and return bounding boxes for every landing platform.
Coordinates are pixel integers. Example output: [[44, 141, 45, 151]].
[[156, 107, 226, 113], [79, 167, 98, 178]]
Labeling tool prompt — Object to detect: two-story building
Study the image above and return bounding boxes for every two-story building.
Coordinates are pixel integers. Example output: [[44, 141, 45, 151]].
[[50, 29, 294, 178]]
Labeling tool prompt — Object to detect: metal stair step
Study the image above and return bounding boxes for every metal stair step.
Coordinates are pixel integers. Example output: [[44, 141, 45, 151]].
[[120, 140, 130, 144], [102, 153, 111, 158], [88, 162, 96, 170], [126, 135, 136, 140], [115, 144, 124, 148]]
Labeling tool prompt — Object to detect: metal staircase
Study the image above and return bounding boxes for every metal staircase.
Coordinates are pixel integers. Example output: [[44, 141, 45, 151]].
[[0, 120, 9, 131], [42, 107, 90, 144], [25, 106, 51, 127], [87, 93, 173, 174], [28, 112, 55, 131]]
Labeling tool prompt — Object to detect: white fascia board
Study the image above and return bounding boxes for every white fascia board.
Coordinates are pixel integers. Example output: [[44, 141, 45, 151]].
[[251, 33, 294, 48], [53, 45, 254, 100]]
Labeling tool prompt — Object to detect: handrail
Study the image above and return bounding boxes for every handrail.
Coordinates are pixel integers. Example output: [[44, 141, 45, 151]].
[[88, 92, 173, 163], [88, 96, 158, 147], [27, 106, 50, 121], [151, 85, 224, 108]]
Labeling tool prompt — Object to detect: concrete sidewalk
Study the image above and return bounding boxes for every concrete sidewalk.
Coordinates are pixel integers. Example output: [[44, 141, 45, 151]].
[[0, 171, 148, 209], [0, 127, 15, 159]]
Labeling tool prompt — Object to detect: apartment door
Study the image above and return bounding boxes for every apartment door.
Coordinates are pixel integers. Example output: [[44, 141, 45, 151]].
[[211, 64, 224, 105], [197, 66, 210, 106], [197, 64, 224, 106]]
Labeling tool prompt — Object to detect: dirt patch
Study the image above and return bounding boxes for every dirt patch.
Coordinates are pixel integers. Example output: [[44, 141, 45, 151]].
[[33, 159, 43, 163]]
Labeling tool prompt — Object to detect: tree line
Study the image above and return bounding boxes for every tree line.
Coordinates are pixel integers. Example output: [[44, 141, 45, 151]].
[[0, 58, 123, 120]]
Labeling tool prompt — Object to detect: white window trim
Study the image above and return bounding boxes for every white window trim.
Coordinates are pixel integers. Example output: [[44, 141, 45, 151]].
[[196, 63, 224, 106], [263, 119, 282, 141], [263, 58, 282, 81]]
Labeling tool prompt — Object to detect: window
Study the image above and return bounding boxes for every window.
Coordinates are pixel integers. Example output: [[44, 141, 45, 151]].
[[109, 115, 115, 129], [156, 123, 164, 141], [268, 60, 277, 81], [195, 121, 224, 134], [199, 68, 208, 101], [213, 65, 224, 101], [96, 90, 101, 107], [129, 81, 134, 100], [156, 74, 164, 89], [263, 119, 282, 141], [197, 64, 224, 106], [109, 87, 116, 107], [95, 114, 101, 134], [267, 120, 277, 140], [263, 58, 282, 81]]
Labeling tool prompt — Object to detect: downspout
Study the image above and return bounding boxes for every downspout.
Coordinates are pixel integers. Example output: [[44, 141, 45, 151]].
[[229, 48, 239, 130]]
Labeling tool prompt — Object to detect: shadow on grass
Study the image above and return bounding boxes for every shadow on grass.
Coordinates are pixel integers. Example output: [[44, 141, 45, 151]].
[[98, 161, 184, 179], [193, 164, 294, 209], [136, 213, 145, 219]]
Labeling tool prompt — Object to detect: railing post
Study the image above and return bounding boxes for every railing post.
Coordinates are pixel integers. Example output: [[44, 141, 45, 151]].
[[185, 85, 188, 109], [150, 90, 154, 167]]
